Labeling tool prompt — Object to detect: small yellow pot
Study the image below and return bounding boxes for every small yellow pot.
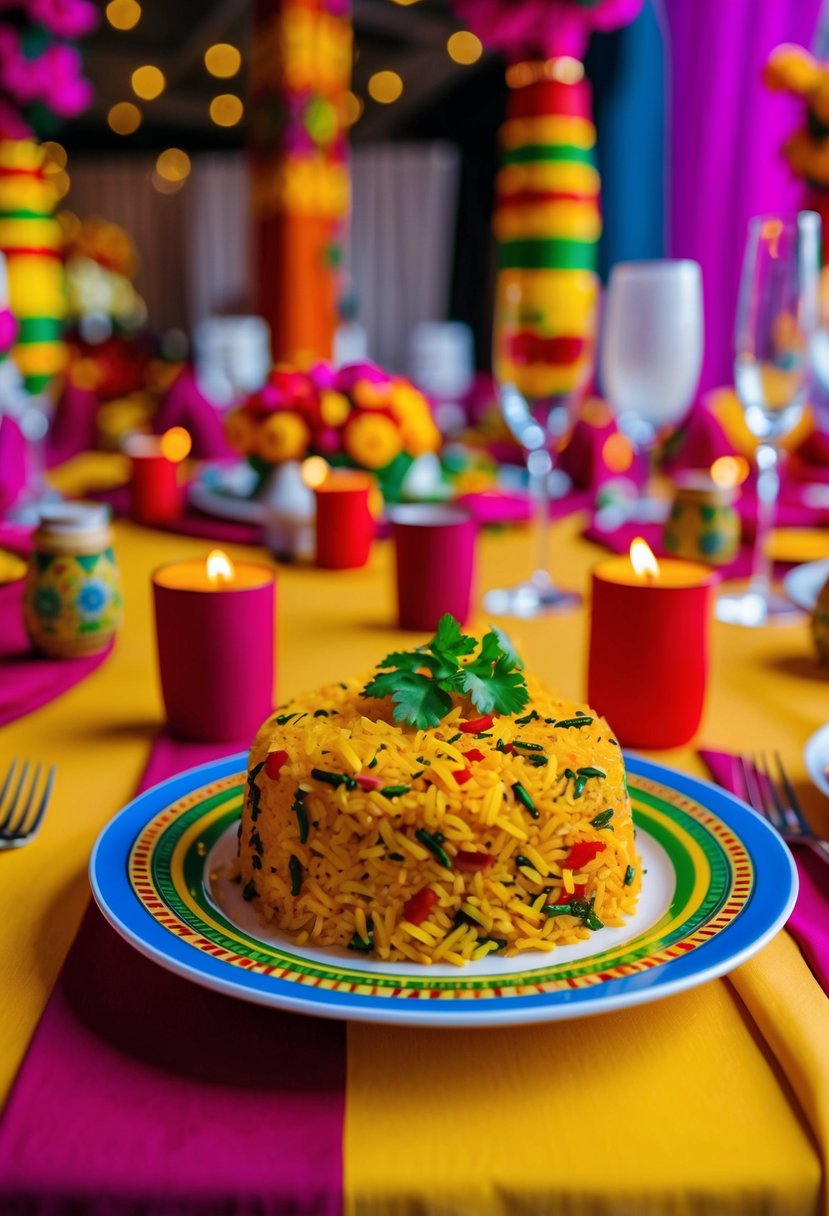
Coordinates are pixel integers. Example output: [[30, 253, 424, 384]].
[[663, 475, 740, 566]]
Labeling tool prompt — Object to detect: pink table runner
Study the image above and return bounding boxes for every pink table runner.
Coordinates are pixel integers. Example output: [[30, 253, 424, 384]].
[[0, 577, 111, 729], [0, 734, 346, 1214]]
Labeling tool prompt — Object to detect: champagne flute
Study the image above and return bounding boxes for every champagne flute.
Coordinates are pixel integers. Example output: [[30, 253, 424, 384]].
[[483, 275, 596, 618], [718, 212, 820, 627], [600, 259, 704, 523]]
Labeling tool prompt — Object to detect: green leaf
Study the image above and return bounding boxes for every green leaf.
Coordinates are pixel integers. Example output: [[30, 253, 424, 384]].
[[376, 650, 424, 671], [390, 672, 454, 728], [489, 624, 525, 670], [461, 654, 529, 716], [361, 670, 404, 700], [430, 614, 478, 659]]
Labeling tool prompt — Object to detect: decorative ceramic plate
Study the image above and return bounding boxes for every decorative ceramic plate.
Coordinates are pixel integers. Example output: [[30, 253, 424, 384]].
[[90, 753, 796, 1027], [804, 723, 829, 800], [784, 557, 829, 613], [187, 461, 269, 525]]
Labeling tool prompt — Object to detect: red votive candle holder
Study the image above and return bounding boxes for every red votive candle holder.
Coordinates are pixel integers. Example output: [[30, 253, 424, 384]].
[[153, 550, 276, 742], [314, 471, 375, 569], [125, 430, 190, 526], [390, 504, 476, 631], [587, 540, 718, 749]]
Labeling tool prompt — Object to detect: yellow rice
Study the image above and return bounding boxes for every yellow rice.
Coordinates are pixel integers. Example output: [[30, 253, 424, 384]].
[[237, 674, 641, 965]]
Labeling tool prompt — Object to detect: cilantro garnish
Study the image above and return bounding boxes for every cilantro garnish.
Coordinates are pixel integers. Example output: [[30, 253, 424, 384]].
[[361, 614, 529, 729]]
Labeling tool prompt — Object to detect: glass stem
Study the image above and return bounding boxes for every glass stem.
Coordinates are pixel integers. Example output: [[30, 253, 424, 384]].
[[749, 441, 780, 601], [529, 448, 553, 589]]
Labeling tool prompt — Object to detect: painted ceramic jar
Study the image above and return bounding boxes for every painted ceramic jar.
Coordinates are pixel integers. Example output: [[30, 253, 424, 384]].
[[24, 502, 122, 658], [663, 475, 740, 566]]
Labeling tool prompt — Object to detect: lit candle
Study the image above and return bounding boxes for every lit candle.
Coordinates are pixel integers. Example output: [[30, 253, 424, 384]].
[[152, 549, 276, 741], [663, 457, 746, 566], [313, 469, 375, 570], [124, 427, 192, 526], [587, 538, 718, 749]]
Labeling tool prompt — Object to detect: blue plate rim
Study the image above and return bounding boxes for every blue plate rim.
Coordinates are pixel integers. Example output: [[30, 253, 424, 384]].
[[89, 751, 798, 1027]]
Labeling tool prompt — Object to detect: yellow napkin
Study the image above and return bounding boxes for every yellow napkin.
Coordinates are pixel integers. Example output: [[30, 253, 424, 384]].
[[345, 934, 827, 1214]]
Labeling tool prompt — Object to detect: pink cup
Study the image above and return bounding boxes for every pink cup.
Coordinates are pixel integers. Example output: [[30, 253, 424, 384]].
[[390, 505, 476, 631]]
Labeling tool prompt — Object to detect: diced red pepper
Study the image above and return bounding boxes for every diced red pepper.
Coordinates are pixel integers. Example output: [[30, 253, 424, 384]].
[[564, 841, 606, 870], [501, 743, 516, 755], [462, 748, 485, 763], [354, 773, 381, 791], [453, 768, 473, 785], [458, 716, 494, 734], [558, 882, 586, 905], [455, 850, 495, 871], [403, 887, 438, 925], [265, 749, 290, 779]]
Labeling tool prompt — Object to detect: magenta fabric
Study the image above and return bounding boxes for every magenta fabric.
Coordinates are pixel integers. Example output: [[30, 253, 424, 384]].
[[699, 748, 829, 996], [47, 380, 101, 468], [664, 0, 823, 393], [91, 482, 264, 546], [0, 413, 26, 514], [153, 367, 235, 461], [0, 733, 346, 1215], [0, 577, 111, 728]]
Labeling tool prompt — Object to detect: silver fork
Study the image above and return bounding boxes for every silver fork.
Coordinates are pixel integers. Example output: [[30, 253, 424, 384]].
[[740, 752, 829, 866], [0, 760, 56, 850]]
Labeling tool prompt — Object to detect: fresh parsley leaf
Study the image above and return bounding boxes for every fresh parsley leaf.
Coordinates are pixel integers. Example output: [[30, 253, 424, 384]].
[[490, 624, 524, 670], [361, 669, 405, 700], [390, 672, 453, 728], [430, 614, 478, 659], [376, 651, 425, 672], [460, 653, 530, 716]]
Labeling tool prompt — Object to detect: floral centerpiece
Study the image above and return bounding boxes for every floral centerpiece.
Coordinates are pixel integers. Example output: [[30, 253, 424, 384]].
[[224, 360, 441, 502]]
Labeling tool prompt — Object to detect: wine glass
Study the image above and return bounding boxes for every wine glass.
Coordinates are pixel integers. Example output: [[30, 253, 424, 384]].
[[718, 212, 821, 627], [483, 274, 596, 618], [600, 260, 704, 522]]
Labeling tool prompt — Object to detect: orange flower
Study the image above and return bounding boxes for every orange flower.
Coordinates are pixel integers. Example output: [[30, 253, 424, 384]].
[[344, 412, 403, 469], [257, 412, 311, 462], [224, 408, 258, 456], [320, 390, 351, 427], [351, 378, 392, 409]]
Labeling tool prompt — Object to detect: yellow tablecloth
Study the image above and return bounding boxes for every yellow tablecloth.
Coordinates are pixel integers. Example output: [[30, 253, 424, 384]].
[[1, 453, 828, 1214]]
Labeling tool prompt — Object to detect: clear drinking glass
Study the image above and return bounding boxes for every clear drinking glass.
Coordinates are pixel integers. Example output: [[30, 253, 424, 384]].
[[600, 259, 704, 522], [483, 277, 596, 617], [718, 212, 821, 627]]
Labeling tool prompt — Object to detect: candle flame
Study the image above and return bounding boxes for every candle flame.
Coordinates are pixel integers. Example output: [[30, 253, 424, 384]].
[[760, 217, 783, 259], [710, 455, 749, 489], [206, 548, 234, 586], [160, 426, 192, 463], [630, 537, 660, 581], [301, 455, 330, 489]]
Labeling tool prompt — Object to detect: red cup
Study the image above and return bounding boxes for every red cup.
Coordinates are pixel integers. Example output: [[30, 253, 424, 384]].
[[314, 471, 374, 569], [390, 505, 475, 631], [587, 556, 718, 749], [153, 557, 276, 741], [125, 435, 182, 526]]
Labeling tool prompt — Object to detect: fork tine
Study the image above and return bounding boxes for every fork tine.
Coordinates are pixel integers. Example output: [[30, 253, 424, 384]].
[[19, 764, 55, 843], [0, 760, 29, 834], [5, 763, 42, 839], [0, 759, 17, 815], [754, 753, 787, 831], [774, 751, 812, 835]]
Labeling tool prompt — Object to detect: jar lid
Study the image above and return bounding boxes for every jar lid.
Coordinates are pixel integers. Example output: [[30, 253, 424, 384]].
[[36, 501, 111, 534]]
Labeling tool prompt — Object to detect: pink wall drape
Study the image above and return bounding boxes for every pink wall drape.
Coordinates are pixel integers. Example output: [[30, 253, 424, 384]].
[[664, 0, 823, 393]]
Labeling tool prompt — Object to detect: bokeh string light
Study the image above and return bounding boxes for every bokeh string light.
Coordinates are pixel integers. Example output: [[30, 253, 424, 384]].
[[368, 71, 403, 104], [209, 94, 244, 127], [204, 43, 242, 79], [131, 65, 166, 101], [447, 31, 483, 65], [106, 0, 141, 30], [108, 101, 142, 135]]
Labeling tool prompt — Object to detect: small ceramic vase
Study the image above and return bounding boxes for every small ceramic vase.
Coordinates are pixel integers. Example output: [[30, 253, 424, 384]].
[[663, 474, 740, 565], [23, 502, 122, 658]]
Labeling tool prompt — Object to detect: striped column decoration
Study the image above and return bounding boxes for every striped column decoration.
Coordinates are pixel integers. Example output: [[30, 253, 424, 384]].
[[0, 139, 66, 395], [493, 63, 600, 401]]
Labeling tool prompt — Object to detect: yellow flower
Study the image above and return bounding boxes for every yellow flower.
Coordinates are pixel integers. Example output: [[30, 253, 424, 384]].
[[388, 382, 430, 419], [224, 408, 258, 456], [399, 414, 441, 457], [257, 411, 311, 463], [344, 412, 403, 469], [320, 390, 350, 426]]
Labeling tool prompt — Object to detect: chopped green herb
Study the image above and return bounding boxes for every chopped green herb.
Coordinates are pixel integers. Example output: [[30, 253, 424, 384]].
[[515, 710, 540, 726], [590, 808, 614, 829], [453, 909, 481, 928], [311, 767, 357, 790], [555, 716, 594, 729], [387, 852, 405, 862], [367, 757, 378, 769], [585, 912, 604, 931], [275, 713, 298, 725], [541, 903, 573, 917], [512, 781, 538, 819], [624, 865, 636, 886], [446, 733, 462, 745], [288, 854, 303, 896], [514, 855, 534, 870], [292, 789, 309, 843], [348, 919, 374, 952], [381, 785, 411, 798], [416, 756, 431, 766], [242, 879, 257, 901], [513, 740, 543, 752], [411, 770, 425, 781], [414, 828, 452, 869], [527, 754, 548, 767], [313, 709, 330, 718], [578, 766, 606, 778], [475, 731, 493, 739]]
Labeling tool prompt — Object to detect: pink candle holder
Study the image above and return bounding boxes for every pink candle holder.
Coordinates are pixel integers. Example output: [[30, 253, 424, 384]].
[[389, 504, 476, 631], [124, 429, 191, 526], [314, 470, 374, 569], [152, 550, 276, 741]]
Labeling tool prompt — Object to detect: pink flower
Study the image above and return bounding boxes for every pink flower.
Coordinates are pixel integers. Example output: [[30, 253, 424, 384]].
[[0, 308, 18, 355], [333, 360, 391, 393], [37, 43, 93, 118], [0, 97, 32, 139], [31, 0, 98, 37], [450, 0, 641, 60]]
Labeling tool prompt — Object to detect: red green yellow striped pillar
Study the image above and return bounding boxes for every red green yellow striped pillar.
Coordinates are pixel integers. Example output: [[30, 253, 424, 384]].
[[493, 62, 600, 401], [0, 139, 66, 395]]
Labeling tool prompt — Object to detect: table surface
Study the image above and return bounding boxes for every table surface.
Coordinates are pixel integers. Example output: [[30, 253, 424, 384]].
[[2, 454, 829, 1214]]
